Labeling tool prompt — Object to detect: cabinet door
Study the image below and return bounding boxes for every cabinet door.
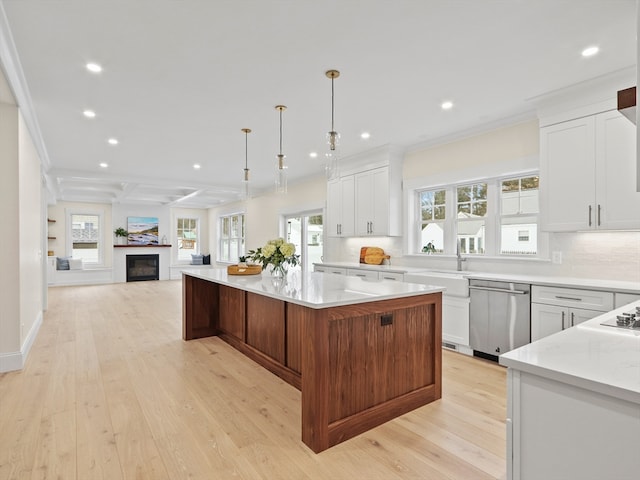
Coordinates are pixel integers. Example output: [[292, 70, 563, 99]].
[[442, 296, 470, 346], [370, 167, 389, 235], [568, 307, 602, 327], [347, 268, 378, 280], [355, 171, 375, 235], [531, 303, 567, 342], [540, 117, 596, 232], [595, 110, 640, 230], [326, 176, 355, 237]]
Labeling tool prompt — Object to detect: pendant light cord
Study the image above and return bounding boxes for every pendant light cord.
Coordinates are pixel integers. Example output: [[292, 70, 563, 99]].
[[279, 108, 283, 155], [244, 130, 248, 169], [331, 76, 335, 131]]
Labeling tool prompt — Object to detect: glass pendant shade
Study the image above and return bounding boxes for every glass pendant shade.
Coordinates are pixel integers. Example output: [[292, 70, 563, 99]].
[[275, 106, 288, 194], [325, 70, 340, 180], [241, 128, 251, 199]]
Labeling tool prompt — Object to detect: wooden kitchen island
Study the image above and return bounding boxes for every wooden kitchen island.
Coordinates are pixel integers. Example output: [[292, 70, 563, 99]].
[[182, 268, 443, 452]]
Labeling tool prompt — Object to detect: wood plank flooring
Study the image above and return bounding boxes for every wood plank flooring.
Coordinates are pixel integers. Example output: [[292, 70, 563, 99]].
[[0, 281, 507, 480]]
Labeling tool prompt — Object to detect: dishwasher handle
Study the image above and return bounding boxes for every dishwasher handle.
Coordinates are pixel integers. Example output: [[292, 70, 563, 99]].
[[469, 285, 529, 295]]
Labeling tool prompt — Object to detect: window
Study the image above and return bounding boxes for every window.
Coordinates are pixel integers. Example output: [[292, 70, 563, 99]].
[[219, 213, 245, 263], [500, 175, 539, 255], [177, 217, 198, 261], [457, 183, 487, 254], [67, 210, 103, 264], [413, 172, 541, 258], [285, 212, 323, 272], [419, 189, 446, 253]]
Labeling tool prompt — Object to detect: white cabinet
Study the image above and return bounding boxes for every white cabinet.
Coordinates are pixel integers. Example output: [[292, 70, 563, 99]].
[[347, 268, 379, 280], [540, 110, 639, 232], [442, 296, 470, 346], [615, 292, 640, 308], [531, 285, 614, 342], [354, 167, 390, 236], [314, 265, 347, 275], [378, 271, 404, 281], [326, 176, 354, 237]]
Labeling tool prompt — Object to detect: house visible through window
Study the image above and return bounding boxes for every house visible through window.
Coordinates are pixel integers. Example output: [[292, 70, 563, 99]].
[[70, 213, 101, 263], [219, 213, 245, 263], [419, 189, 446, 253], [457, 182, 487, 254], [500, 175, 539, 255], [177, 218, 198, 261]]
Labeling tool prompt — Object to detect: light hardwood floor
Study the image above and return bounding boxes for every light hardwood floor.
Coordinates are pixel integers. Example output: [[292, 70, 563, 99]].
[[0, 281, 507, 480]]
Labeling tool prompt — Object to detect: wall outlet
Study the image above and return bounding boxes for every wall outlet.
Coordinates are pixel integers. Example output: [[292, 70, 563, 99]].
[[552, 251, 562, 265]]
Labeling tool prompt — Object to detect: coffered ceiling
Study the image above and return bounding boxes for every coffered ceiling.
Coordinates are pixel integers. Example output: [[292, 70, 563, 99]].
[[0, 0, 636, 208]]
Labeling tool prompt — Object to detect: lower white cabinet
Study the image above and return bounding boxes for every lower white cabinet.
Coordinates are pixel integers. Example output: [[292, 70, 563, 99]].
[[442, 295, 470, 346], [378, 271, 404, 281], [314, 265, 347, 275], [531, 285, 614, 342], [531, 303, 602, 341], [615, 292, 640, 308], [347, 268, 378, 280]]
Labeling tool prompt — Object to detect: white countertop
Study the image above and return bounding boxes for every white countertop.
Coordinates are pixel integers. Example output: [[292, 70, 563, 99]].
[[182, 268, 444, 309], [313, 261, 433, 274], [500, 300, 640, 404], [315, 262, 640, 294]]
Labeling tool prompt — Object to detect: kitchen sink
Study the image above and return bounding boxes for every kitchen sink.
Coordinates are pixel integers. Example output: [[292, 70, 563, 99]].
[[404, 271, 470, 297]]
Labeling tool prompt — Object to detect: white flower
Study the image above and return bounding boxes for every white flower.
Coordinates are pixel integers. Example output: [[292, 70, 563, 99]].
[[262, 243, 276, 257], [279, 243, 295, 257]]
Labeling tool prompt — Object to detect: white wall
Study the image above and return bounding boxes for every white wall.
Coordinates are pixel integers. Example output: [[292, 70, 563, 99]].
[[0, 73, 45, 372], [209, 176, 326, 263], [18, 112, 43, 347]]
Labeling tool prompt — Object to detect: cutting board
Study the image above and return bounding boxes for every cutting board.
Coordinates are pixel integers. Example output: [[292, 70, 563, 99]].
[[359, 246, 390, 265]]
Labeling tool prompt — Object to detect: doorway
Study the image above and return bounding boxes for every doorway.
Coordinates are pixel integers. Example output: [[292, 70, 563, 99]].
[[285, 212, 323, 273]]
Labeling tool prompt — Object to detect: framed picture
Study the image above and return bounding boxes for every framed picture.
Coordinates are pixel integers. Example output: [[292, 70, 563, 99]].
[[127, 216, 159, 245]]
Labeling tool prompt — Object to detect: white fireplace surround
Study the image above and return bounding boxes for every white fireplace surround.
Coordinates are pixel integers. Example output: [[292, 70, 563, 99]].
[[113, 247, 171, 283]]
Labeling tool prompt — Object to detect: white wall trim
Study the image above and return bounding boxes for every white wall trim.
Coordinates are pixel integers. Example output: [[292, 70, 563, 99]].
[[0, 310, 42, 373]]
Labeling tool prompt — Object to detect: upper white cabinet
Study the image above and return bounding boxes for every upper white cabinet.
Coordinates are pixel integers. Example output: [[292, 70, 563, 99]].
[[326, 176, 354, 237], [355, 166, 391, 236], [540, 110, 639, 231], [326, 146, 403, 238]]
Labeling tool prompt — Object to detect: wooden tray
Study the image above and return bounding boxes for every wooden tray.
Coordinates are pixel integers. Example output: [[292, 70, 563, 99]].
[[227, 264, 262, 275]]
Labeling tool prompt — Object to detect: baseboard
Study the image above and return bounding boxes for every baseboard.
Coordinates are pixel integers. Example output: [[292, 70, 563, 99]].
[[0, 311, 43, 373]]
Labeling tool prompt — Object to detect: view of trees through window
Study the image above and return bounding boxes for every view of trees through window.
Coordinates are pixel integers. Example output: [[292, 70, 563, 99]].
[[219, 213, 245, 263], [417, 174, 539, 257]]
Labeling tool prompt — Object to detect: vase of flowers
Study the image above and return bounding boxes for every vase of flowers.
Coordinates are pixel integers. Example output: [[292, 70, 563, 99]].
[[248, 237, 299, 279]]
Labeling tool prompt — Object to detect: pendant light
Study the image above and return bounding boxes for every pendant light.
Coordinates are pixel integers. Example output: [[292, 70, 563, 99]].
[[325, 69, 340, 181], [241, 128, 251, 199], [275, 105, 288, 194]]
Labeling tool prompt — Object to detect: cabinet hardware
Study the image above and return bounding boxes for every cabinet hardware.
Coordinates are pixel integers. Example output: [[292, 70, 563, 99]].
[[355, 274, 366, 277], [380, 314, 393, 326], [597, 204, 601, 226], [588, 205, 592, 227], [555, 295, 582, 301], [571, 312, 575, 327], [381, 276, 397, 281], [562, 310, 566, 329]]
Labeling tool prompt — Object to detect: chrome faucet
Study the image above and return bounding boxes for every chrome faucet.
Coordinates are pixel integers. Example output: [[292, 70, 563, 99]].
[[456, 239, 467, 271]]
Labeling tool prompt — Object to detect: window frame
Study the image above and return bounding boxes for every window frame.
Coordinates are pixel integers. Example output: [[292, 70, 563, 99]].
[[174, 216, 200, 264], [217, 212, 245, 264], [411, 170, 545, 259], [65, 207, 105, 266], [498, 174, 540, 256]]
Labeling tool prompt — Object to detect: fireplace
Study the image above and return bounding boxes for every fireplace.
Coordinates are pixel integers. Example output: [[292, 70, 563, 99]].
[[126, 254, 159, 282]]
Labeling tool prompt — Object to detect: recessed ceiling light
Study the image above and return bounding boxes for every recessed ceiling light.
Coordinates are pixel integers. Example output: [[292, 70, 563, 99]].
[[441, 101, 454, 110], [193, 164, 201, 170], [86, 62, 102, 73], [99, 162, 108, 168], [83, 109, 96, 118], [107, 138, 119, 145], [309, 152, 318, 158], [360, 132, 371, 139], [581, 46, 599, 57]]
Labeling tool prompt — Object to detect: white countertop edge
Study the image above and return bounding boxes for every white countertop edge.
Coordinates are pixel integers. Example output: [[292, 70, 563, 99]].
[[499, 351, 640, 405], [181, 268, 445, 310]]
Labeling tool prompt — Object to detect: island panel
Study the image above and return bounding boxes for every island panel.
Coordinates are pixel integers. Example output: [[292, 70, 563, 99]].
[[218, 285, 245, 340], [286, 304, 304, 373], [182, 273, 218, 340], [246, 292, 285, 364]]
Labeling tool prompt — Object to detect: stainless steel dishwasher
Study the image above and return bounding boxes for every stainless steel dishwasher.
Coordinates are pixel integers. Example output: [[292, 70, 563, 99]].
[[469, 279, 530, 361]]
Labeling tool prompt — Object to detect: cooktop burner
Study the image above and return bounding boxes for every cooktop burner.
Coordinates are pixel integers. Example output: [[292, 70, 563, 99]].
[[600, 306, 640, 330]]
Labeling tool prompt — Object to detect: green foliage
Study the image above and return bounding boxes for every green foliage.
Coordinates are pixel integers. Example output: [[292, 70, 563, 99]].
[[114, 227, 128, 237]]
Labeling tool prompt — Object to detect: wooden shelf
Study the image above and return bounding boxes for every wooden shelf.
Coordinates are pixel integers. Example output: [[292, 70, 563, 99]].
[[47, 236, 56, 240], [47, 219, 56, 223], [114, 244, 172, 248]]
